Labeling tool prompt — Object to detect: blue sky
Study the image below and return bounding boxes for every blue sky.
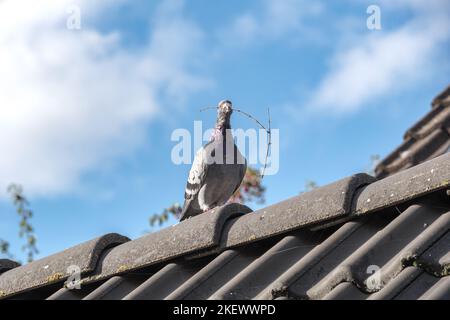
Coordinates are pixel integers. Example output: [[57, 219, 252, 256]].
[[0, 0, 449, 262]]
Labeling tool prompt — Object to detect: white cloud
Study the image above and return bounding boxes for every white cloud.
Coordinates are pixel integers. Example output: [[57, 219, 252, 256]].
[[307, 1, 450, 113], [0, 0, 210, 196]]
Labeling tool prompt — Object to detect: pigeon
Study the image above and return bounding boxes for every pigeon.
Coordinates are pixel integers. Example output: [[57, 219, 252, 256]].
[[179, 100, 247, 221]]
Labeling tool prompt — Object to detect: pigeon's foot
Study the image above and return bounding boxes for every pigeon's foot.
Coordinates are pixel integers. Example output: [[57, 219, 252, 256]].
[[200, 204, 214, 213]]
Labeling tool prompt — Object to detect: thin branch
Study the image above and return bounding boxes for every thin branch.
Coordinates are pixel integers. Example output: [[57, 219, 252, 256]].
[[233, 108, 268, 131], [199, 106, 218, 112], [260, 107, 271, 180]]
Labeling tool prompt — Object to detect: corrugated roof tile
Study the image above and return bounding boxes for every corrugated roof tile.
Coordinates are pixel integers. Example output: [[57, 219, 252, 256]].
[[166, 244, 271, 300], [257, 218, 386, 299], [367, 266, 423, 300], [83, 275, 148, 300], [123, 259, 210, 300], [418, 276, 450, 300], [416, 231, 450, 276], [394, 271, 442, 300], [209, 231, 329, 300], [322, 282, 367, 300]]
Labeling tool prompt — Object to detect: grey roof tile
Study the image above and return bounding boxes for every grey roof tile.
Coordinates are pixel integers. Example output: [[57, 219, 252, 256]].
[[406, 128, 450, 163], [0, 233, 129, 298], [418, 276, 450, 300], [354, 152, 450, 216], [167, 244, 269, 300], [257, 217, 388, 299], [83, 275, 147, 300], [322, 282, 367, 300], [251, 199, 449, 300], [0, 259, 20, 274], [405, 102, 450, 140], [376, 84, 450, 178], [221, 174, 374, 248], [309, 204, 448, 298], [394, 271, 442, 300], [209, 231, 329, 300], [123, 259, 210, 300], [377, 207, 450, 281], [417, 231, 450, 276], [431, 85, 450, 108], [367, 266, 423, 300], [80, 203, 251, 285], [46, 285, 96, 300], [165, 250, 242, 300], [46, 288, 81, 300]]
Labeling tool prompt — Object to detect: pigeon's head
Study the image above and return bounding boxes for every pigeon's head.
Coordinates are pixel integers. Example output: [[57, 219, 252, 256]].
[[218, 99, 232, 115], [215, 100, 233, 130]]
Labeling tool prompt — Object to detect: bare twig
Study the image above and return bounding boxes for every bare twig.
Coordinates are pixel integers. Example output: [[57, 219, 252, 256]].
[[234, 107, 272, 180], [199, 106, 218, 112], [260, 107, 271, 179], [233, 108, 268, 132]]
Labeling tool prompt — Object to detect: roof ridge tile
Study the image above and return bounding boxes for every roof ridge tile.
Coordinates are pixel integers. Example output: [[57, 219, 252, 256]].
[[431, 85, 450, 108], [80, 203, 252, 285], [0, 233, 129, 298], [220, 173, 375, 248], [354, 152, 450, 216], [0, 259, 20, 274]]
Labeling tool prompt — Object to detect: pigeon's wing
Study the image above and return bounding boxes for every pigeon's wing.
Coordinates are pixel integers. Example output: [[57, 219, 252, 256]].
[[184, 141, 213, 200], [179, 141, 214, 221], [231, 153, 247, 196]]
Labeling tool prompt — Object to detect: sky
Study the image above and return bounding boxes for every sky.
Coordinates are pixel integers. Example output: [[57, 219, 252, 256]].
[[0, 0, 449, 262]]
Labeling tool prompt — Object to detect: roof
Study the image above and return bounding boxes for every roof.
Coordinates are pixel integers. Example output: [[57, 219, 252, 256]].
[[1, 86, 449, 300], [375, 85, 450, 178]]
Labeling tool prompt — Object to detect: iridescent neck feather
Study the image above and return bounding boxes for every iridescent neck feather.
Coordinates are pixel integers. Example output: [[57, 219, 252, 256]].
[[211, 109, 232, 140]]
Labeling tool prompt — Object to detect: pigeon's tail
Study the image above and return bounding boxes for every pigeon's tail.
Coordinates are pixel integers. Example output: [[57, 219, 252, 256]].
[[179, 199, 202, 221]]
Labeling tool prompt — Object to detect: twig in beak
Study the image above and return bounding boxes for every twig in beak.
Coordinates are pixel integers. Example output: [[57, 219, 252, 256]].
[[199, 106, 218, 112], [199, 105, 272, 180], [260, 107, 271, 180]]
